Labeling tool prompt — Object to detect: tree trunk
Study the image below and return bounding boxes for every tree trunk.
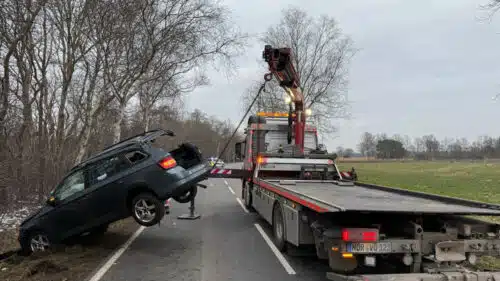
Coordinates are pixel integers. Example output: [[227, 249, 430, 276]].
[[143, 106, 151, 132], [112, 101, 127, 144]]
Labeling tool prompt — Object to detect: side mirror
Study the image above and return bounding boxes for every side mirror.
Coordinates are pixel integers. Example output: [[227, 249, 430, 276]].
[[46, 196, 58, 206]]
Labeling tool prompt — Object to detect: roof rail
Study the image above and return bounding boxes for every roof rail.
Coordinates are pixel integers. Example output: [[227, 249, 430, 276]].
[[71, 129, 174, 171]]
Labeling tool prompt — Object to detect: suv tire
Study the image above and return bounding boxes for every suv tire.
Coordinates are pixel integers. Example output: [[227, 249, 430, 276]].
[[22, 230, 51, 254], [172, 185, 198, 203], [131, 193, 165, 226]]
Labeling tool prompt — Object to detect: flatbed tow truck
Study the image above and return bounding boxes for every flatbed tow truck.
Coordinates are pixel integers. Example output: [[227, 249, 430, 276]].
[[207, 45, 500, 281]]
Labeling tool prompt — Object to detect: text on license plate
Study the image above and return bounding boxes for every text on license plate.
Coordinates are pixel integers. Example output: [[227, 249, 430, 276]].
[[346, 242, 392, 253]]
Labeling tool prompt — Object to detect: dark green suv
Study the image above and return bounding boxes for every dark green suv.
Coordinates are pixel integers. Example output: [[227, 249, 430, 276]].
[[18, 129, 210, 253]]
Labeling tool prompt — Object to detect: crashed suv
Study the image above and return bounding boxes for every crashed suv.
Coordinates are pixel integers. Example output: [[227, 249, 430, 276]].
[[18, 129, 210, 253]]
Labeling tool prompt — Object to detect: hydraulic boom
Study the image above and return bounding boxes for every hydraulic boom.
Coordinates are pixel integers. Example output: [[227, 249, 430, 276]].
[[262, 45, 306, 153]]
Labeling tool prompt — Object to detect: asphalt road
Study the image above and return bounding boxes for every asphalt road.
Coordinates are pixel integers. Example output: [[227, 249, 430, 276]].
[[95, 174, 331, 281]]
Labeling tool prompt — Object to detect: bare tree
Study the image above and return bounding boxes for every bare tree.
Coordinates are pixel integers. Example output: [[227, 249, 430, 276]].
[[104, 0, 244, 143], [0, 0, 245, 211], [0, 0, 48, 139], [481, 0, 500, 18], [357, 132, 376, 157], [242, 7, 355, 133]]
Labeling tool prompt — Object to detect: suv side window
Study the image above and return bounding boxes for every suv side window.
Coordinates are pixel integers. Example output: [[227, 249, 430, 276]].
[[53, 169, 86, 201], [87, 155, 131, 185]]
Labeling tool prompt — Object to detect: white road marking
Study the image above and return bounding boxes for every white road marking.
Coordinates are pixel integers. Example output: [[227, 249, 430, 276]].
[[254, 223, 296, 275], [88, 226, 146, 281], [235, 197, 249, 213], [222, 179, 235, 194]]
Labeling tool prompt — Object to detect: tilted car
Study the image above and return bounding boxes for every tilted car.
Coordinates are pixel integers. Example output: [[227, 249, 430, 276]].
[[18, 129, 211, 253]]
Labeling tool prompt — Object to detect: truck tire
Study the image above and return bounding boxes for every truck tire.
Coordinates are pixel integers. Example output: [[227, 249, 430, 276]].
[[131, 192, 165, 226], [243, 181, 255, 212], [272, 203, 287, 252]]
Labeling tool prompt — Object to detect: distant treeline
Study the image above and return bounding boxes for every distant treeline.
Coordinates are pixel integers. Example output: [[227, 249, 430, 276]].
[[336, 132, 500, 160]]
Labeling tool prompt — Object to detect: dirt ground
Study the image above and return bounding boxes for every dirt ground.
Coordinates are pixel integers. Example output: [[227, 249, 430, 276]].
[[0, 218, 138, 281]]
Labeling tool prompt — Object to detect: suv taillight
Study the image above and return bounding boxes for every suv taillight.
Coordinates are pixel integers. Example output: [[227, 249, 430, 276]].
[[158, 156, 177, 170], [341, 228, 379, 242]]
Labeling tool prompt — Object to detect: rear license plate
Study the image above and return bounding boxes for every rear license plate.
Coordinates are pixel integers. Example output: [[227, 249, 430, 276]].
[[346, 242, 391, 253]]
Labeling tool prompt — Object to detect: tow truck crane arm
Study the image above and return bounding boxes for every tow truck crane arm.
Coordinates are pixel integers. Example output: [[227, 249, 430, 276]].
[[262, 45, 306, 153]]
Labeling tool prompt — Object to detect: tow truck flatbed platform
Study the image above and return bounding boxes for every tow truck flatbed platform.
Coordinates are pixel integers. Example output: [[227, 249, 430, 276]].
[[254, 178, 500, 215]]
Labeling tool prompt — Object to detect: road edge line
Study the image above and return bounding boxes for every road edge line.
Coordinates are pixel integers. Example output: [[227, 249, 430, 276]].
[[87, 225, 146, 281], [254, 223, 296, 275], [236, 198, 249, 213], [227, 185, 235, 194]]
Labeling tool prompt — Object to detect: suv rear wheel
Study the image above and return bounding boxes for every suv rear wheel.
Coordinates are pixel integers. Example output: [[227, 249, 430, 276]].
[[131, 193, 165, 226]]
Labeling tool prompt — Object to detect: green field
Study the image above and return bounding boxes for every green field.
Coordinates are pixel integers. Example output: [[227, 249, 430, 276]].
[[339, 161, 500, 205]]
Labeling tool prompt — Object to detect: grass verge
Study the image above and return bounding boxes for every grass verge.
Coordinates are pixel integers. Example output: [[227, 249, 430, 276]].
[[0, 218, 138, 281], [338, 160, 500, 270]]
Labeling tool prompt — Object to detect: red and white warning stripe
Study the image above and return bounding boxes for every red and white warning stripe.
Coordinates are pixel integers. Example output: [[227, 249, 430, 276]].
[[210, 168, 232, 175], [340, 171, 352, 178]]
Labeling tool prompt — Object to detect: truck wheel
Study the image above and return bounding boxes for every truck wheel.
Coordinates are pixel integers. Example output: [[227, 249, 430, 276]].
[[243, 181, 255, 212], [241, 180, 246, 199], [272, 203, 287, 252], [131, 193, 165, 226]]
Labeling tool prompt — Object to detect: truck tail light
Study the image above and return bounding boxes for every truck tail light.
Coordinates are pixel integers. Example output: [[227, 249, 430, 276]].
[[257, 156, 267, 164], [342, 228, 379, 242], [158, 156, 177, 170]]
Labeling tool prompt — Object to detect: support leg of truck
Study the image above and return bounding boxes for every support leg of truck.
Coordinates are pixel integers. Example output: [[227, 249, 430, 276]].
[[177, 196, 201, 220]]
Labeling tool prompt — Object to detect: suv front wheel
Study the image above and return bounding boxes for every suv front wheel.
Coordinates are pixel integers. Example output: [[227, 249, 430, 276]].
[[131, 193, 165, 226]]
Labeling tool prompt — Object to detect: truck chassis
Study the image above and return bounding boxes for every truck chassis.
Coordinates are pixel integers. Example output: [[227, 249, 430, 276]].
[[207, 44, 500, 280], [236, 156, 500, 281]]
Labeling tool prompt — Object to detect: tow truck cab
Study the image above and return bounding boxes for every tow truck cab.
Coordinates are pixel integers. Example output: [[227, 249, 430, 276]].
[[235, 112, 320, 163], [234, 111, 355, 180]]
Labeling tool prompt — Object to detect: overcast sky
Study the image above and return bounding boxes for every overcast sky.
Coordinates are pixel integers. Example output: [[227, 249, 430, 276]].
[[185, 0, 500, 151]]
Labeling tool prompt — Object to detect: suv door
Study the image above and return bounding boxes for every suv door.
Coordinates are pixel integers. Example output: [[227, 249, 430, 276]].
[[85, 154, 132, 225], [48, 168, 94, 240]]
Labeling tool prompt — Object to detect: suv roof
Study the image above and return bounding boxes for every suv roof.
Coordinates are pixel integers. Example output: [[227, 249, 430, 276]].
[[71, 129, 175, 171]]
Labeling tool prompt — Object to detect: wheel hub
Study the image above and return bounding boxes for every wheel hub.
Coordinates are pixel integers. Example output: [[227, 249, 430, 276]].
[[30, 234, 50, 252], [134, 199, 156, 223]]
